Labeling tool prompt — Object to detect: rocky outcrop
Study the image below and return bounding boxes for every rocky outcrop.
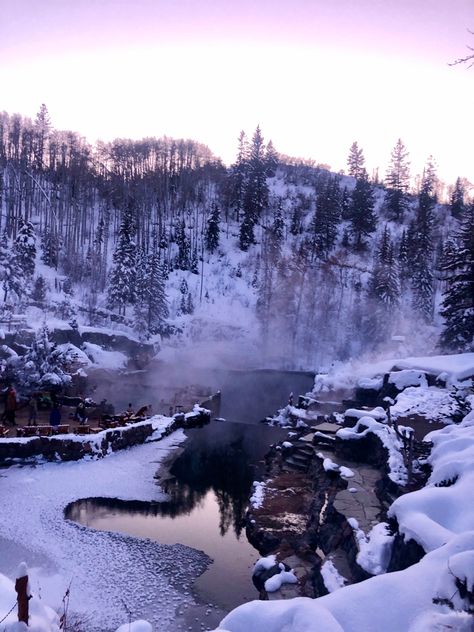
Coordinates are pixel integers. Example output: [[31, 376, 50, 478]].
[[1, 326, 156, 369]]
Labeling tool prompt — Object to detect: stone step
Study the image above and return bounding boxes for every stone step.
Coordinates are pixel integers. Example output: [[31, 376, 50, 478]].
[[283, 458, 309, 472], [293, 445, 315, 456], [289, 452, 311, 464], [311, 422, 341, 435]]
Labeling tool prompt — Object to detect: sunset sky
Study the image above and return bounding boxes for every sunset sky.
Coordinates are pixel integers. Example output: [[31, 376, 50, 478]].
[[1, 0, 473, 186]]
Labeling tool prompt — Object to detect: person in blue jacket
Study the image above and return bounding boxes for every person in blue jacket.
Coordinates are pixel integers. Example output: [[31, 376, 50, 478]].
[[49, 403, 61, 429]]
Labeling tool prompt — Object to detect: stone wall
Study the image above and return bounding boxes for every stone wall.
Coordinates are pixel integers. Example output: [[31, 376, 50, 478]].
[[0, 422, 155, 463]]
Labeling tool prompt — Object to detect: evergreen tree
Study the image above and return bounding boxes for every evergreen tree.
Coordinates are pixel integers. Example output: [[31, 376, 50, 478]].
[[347, 141, 366, 180], [270, 202, 284, 258], [31, 275, 47, 304], [366, 226, 400, 341], [176, 219, 191, 270], [134, 250, 169, 337], [16, 324, 71, 389], [0, 230, 22, 302], [340, 186, 351, 220], [265, 140, 279, 177], [349, 174, 376, 249], [239, 213, 255, 251], [186, 291, 194, 315], [41, 230, 60, 268], [289, 205, 301, 236], [229, 131, 249, 223], [384, 139, 410, 221], [309, 176, 340, 259], [14, 217, 36, 279], [107, 211, 137, 315], [398, 229, 410, 289], [240, 126, 268, 251], [206, 203, 220, 254], [411, 160, 436, 320], [450, 177, 465, 219], [439, 205, 474, 351]]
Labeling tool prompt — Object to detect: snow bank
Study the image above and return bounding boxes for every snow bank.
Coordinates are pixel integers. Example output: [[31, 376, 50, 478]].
[[337, 417, 407, 485], [312, 353, 474, 395], [215, 531, 474, 632], [82, 342, 128, 370], [387, 369, 427, 390], [320, 560, 346, 592], [344, 406, 387, 422], [389, 412, 474, 552], [394, 353, 474, 383], [115, 621, 153, 632], [351, 522, 395, 576], [391, 385, 461, 422], [216, 597, 344, 632]]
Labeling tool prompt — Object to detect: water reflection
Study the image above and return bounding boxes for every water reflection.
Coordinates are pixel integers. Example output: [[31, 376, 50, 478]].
[[66, 368, 315, 610], [66, 421, 287, 609]]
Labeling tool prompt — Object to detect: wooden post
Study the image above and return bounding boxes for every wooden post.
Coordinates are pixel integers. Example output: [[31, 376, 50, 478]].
[[15, 563, 29, 625], [407, 429, 414, 486]]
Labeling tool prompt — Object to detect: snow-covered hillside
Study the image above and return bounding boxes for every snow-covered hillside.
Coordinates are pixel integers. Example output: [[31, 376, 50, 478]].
[[1, 113, 473, 383]]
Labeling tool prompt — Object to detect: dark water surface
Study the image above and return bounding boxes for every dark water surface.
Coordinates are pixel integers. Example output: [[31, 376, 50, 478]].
[[68, 367, 315, 610]]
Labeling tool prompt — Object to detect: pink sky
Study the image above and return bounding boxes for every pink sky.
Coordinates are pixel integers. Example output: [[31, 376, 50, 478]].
[[1, 0, 473, 185]]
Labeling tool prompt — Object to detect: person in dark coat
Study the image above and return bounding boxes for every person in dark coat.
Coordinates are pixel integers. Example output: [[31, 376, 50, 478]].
[[49, 403, 61, 428], [75, 400, 87, 425], [5, 385, 17, 426], [28, 395, 38, 426]]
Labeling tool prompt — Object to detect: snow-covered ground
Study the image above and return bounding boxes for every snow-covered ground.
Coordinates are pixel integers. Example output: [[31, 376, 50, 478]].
[[0, 418, 211, 632]]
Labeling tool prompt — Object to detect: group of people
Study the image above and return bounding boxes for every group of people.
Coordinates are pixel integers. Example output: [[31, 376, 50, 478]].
[[2, 386, 89, 429]]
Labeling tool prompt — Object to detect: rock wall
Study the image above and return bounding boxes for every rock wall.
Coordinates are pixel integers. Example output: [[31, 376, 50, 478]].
[[1, 326, 156, 369], [0, 422, 155, 463]]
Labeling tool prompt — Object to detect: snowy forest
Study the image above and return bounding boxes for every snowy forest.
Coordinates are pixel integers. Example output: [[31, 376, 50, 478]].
[[0, 105, 473, 371]]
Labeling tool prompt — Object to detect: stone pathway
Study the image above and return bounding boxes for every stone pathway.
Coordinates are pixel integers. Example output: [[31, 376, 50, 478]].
[[258, 425, 385, 600]]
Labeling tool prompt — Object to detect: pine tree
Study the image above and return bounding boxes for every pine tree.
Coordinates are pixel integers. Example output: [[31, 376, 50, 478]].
[[16, 324, 71, 389], [14, 217, 36, 279], [349, 174, 376, 249], [0, 230, 22, 303], [229, 131, 249, 223], [240, 126, 268, 251], [186, 292, 194, 315], [134, 250, 169, 337], [309, 176, 341, 259], [366, 226, 400, 341], [206, 203, 220, 254], [411, 160, 436, 320], [347, 141, 367, 180], [439, 205, 474, 351], [31, 275, 47, 304], [107, 211, 137, 315], [290, 205, 301, 236], [398, 229, 410, 289], [265, 140, 279, 177], [340, 186, 351, 220], [41, 230, 60, 268], [176, 219, 191, 270], [239, 213, 255, 251], [385, 139, 410, 221], [450, 177, 465, 219], [270, 202, 284, 258]]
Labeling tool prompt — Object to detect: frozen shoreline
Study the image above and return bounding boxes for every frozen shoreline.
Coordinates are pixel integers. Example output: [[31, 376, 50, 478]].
[[0, 418, 219, 631]]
